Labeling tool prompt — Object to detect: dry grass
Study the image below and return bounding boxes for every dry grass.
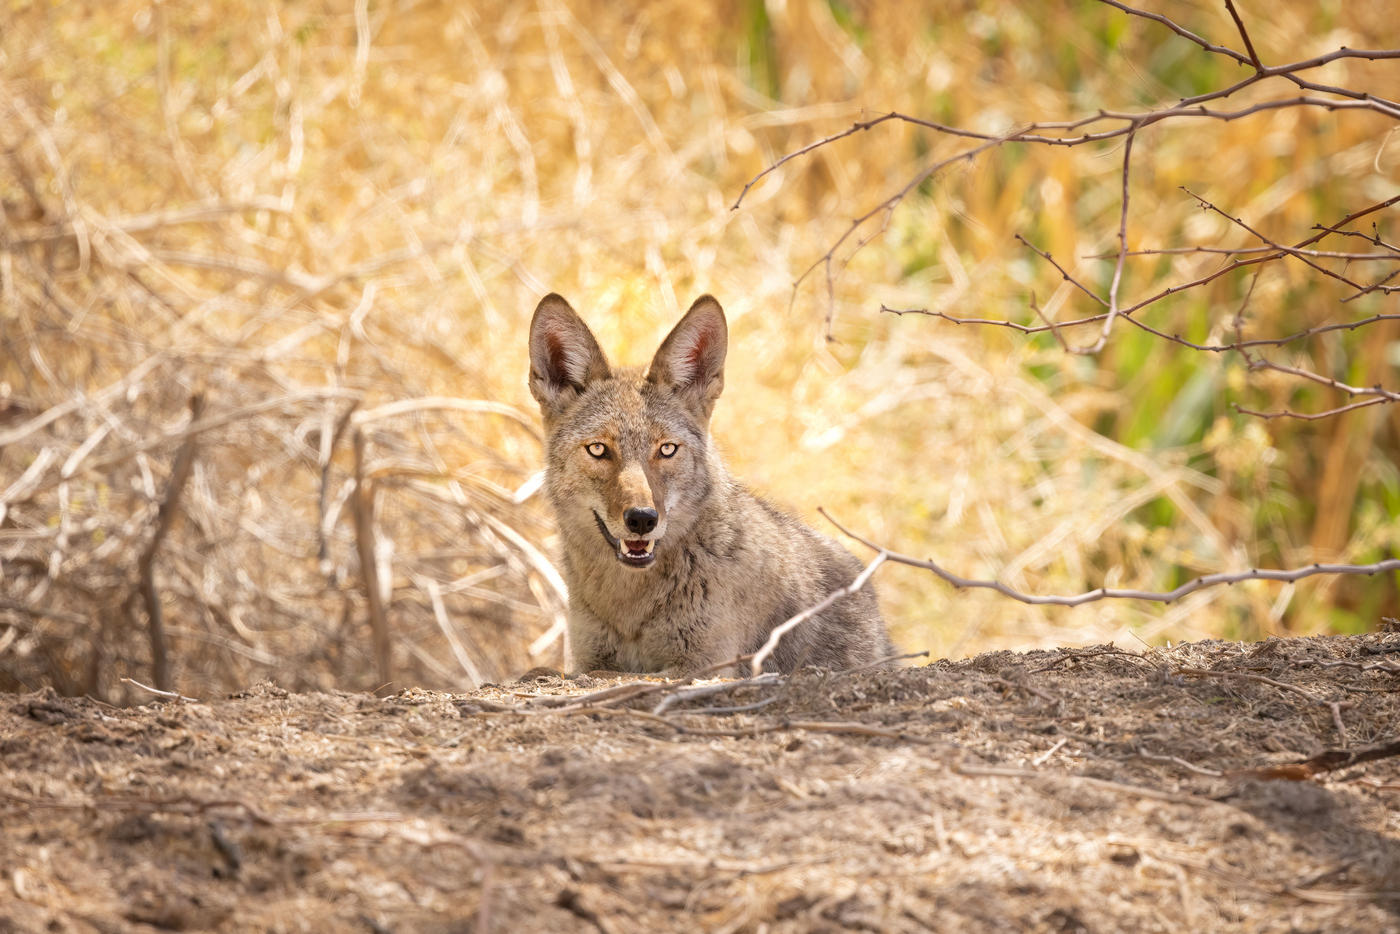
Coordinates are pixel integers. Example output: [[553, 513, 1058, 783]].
[[1, 1, 1398, 698]]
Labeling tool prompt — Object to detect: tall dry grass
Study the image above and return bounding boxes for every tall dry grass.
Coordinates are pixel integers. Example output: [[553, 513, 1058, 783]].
[[0, 0, 1397, 698]]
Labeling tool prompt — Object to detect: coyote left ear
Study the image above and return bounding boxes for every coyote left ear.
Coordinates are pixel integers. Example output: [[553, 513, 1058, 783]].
[[528, 293, 612, 420], [647, 295, 728, 418]]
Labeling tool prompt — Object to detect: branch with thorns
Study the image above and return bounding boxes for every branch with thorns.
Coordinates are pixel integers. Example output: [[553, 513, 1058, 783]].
[[735, 0, 1400, 416]]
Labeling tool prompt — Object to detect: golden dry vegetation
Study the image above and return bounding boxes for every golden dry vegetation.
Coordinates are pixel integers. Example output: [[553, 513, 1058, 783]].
[[1, 0, 1399, 698]]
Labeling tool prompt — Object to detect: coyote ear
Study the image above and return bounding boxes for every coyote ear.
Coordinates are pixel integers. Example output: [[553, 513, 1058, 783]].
[[647, 295, 727, 418], [528, 294, 611, 418]]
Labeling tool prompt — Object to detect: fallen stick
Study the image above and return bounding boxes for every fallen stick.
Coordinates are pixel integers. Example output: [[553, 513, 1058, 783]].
[[121, 676, 200, 703]]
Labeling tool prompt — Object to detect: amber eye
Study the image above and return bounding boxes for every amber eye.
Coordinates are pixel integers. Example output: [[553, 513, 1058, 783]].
[[586, 442, 608, 458], [658, 442, 678, 458]]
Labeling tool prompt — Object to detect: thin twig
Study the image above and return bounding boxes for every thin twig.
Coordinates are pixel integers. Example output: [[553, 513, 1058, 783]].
[[1087, 245, 1399, 262], [1245, 356, 1400, 404], [1028, 647, 1152, 673], [1182, 188, 1368, 292], [1032, 739, 1068, 766], [1234, 397, 1389, 421], [1015, 234, 1108, 306], [733, 0, 1400, 425], [751, 552, 888, 676], [1028, 292, 1071, 351], [1223, 0, 1264, 71], [652, 673, 781, 715], [121, 677, 201, 703], [1076, 128, 1137, 355]]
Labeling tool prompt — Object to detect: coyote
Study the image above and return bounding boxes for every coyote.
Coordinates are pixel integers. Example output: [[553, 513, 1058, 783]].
[[527, 293, 894, 675]]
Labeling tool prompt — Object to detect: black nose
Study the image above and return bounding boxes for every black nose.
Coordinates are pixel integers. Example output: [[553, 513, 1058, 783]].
[[624, 507, 658, 535]]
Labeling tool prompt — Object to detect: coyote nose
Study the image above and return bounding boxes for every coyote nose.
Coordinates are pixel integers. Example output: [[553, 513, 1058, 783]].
[[624, 507, 658, 535]]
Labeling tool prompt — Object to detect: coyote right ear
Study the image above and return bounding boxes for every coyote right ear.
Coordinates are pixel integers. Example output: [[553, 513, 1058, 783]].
[[528, 294, 611, 418], [647, 295, 728, 419]]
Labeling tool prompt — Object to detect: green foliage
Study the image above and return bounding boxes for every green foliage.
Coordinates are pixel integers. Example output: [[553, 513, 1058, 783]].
[[741, 0, 780, 100]]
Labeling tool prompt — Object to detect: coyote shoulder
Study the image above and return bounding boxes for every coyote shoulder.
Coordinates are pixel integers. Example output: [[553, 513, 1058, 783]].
[[527, 293, 894, 675]]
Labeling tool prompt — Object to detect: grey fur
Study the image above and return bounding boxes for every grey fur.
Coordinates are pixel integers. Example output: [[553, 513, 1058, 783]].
[[528, 293, 894, 675]]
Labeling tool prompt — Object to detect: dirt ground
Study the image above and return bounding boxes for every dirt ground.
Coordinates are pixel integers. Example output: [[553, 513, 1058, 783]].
[[3, 634, 1400, 934]]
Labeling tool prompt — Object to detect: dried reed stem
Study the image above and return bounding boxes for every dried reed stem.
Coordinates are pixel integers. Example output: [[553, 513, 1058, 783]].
[[137, 393, 205, 691], [354, 427, 392, 689]]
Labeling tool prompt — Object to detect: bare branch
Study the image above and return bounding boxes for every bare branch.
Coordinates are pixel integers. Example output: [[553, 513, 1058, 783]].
[[903, 188, 1400, 368], [1246, 357, 1400, 403], [819, 509, 1400, 608], [1028, 292, 1071, 352], [65, 390, 360, 487], [789, 129, 1024, 333], [734, 0, 1400, 383], [750, 552, 888, 676], [1222, 0, 1264, 71], [1342, 268, 1400, 303], [0, 448, 57, 527], [1234, 397, 1390, 421], [1305, 194, 1400, 245], [732, 112, 904, 210], [1015, 234, 1109, 306], [880, 304, 1097, 334], [1089, 245, 1400, 261], [651, 672, 781, 716], [1181, 188, 1368, 291], [740, 100, 1396, 223], [1075, 129, 1136, 355], [1312, 222, 1400, 255], [1095, 0, 1251, 66]]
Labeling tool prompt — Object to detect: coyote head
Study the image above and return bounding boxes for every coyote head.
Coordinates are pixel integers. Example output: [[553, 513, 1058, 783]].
[[528, 294, 727, 571]]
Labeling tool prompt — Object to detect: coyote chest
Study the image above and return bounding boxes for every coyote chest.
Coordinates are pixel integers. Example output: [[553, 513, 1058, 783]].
[[528, 293, 894, 675]]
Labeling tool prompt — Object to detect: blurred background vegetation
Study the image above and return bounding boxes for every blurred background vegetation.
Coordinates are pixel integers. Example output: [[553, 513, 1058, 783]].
[[0, 0, 1396, 700]]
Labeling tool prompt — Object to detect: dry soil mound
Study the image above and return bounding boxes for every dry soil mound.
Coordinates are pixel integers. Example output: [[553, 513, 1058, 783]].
[[3, 634, 1400, 933]]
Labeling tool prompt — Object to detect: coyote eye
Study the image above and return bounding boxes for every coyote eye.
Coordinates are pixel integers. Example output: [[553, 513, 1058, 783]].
[[658, 442, 678, 458], [586, 442, 608, 458]]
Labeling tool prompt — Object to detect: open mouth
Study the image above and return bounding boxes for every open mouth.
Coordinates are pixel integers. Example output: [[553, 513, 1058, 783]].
[[593, 512, 657, 568]]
